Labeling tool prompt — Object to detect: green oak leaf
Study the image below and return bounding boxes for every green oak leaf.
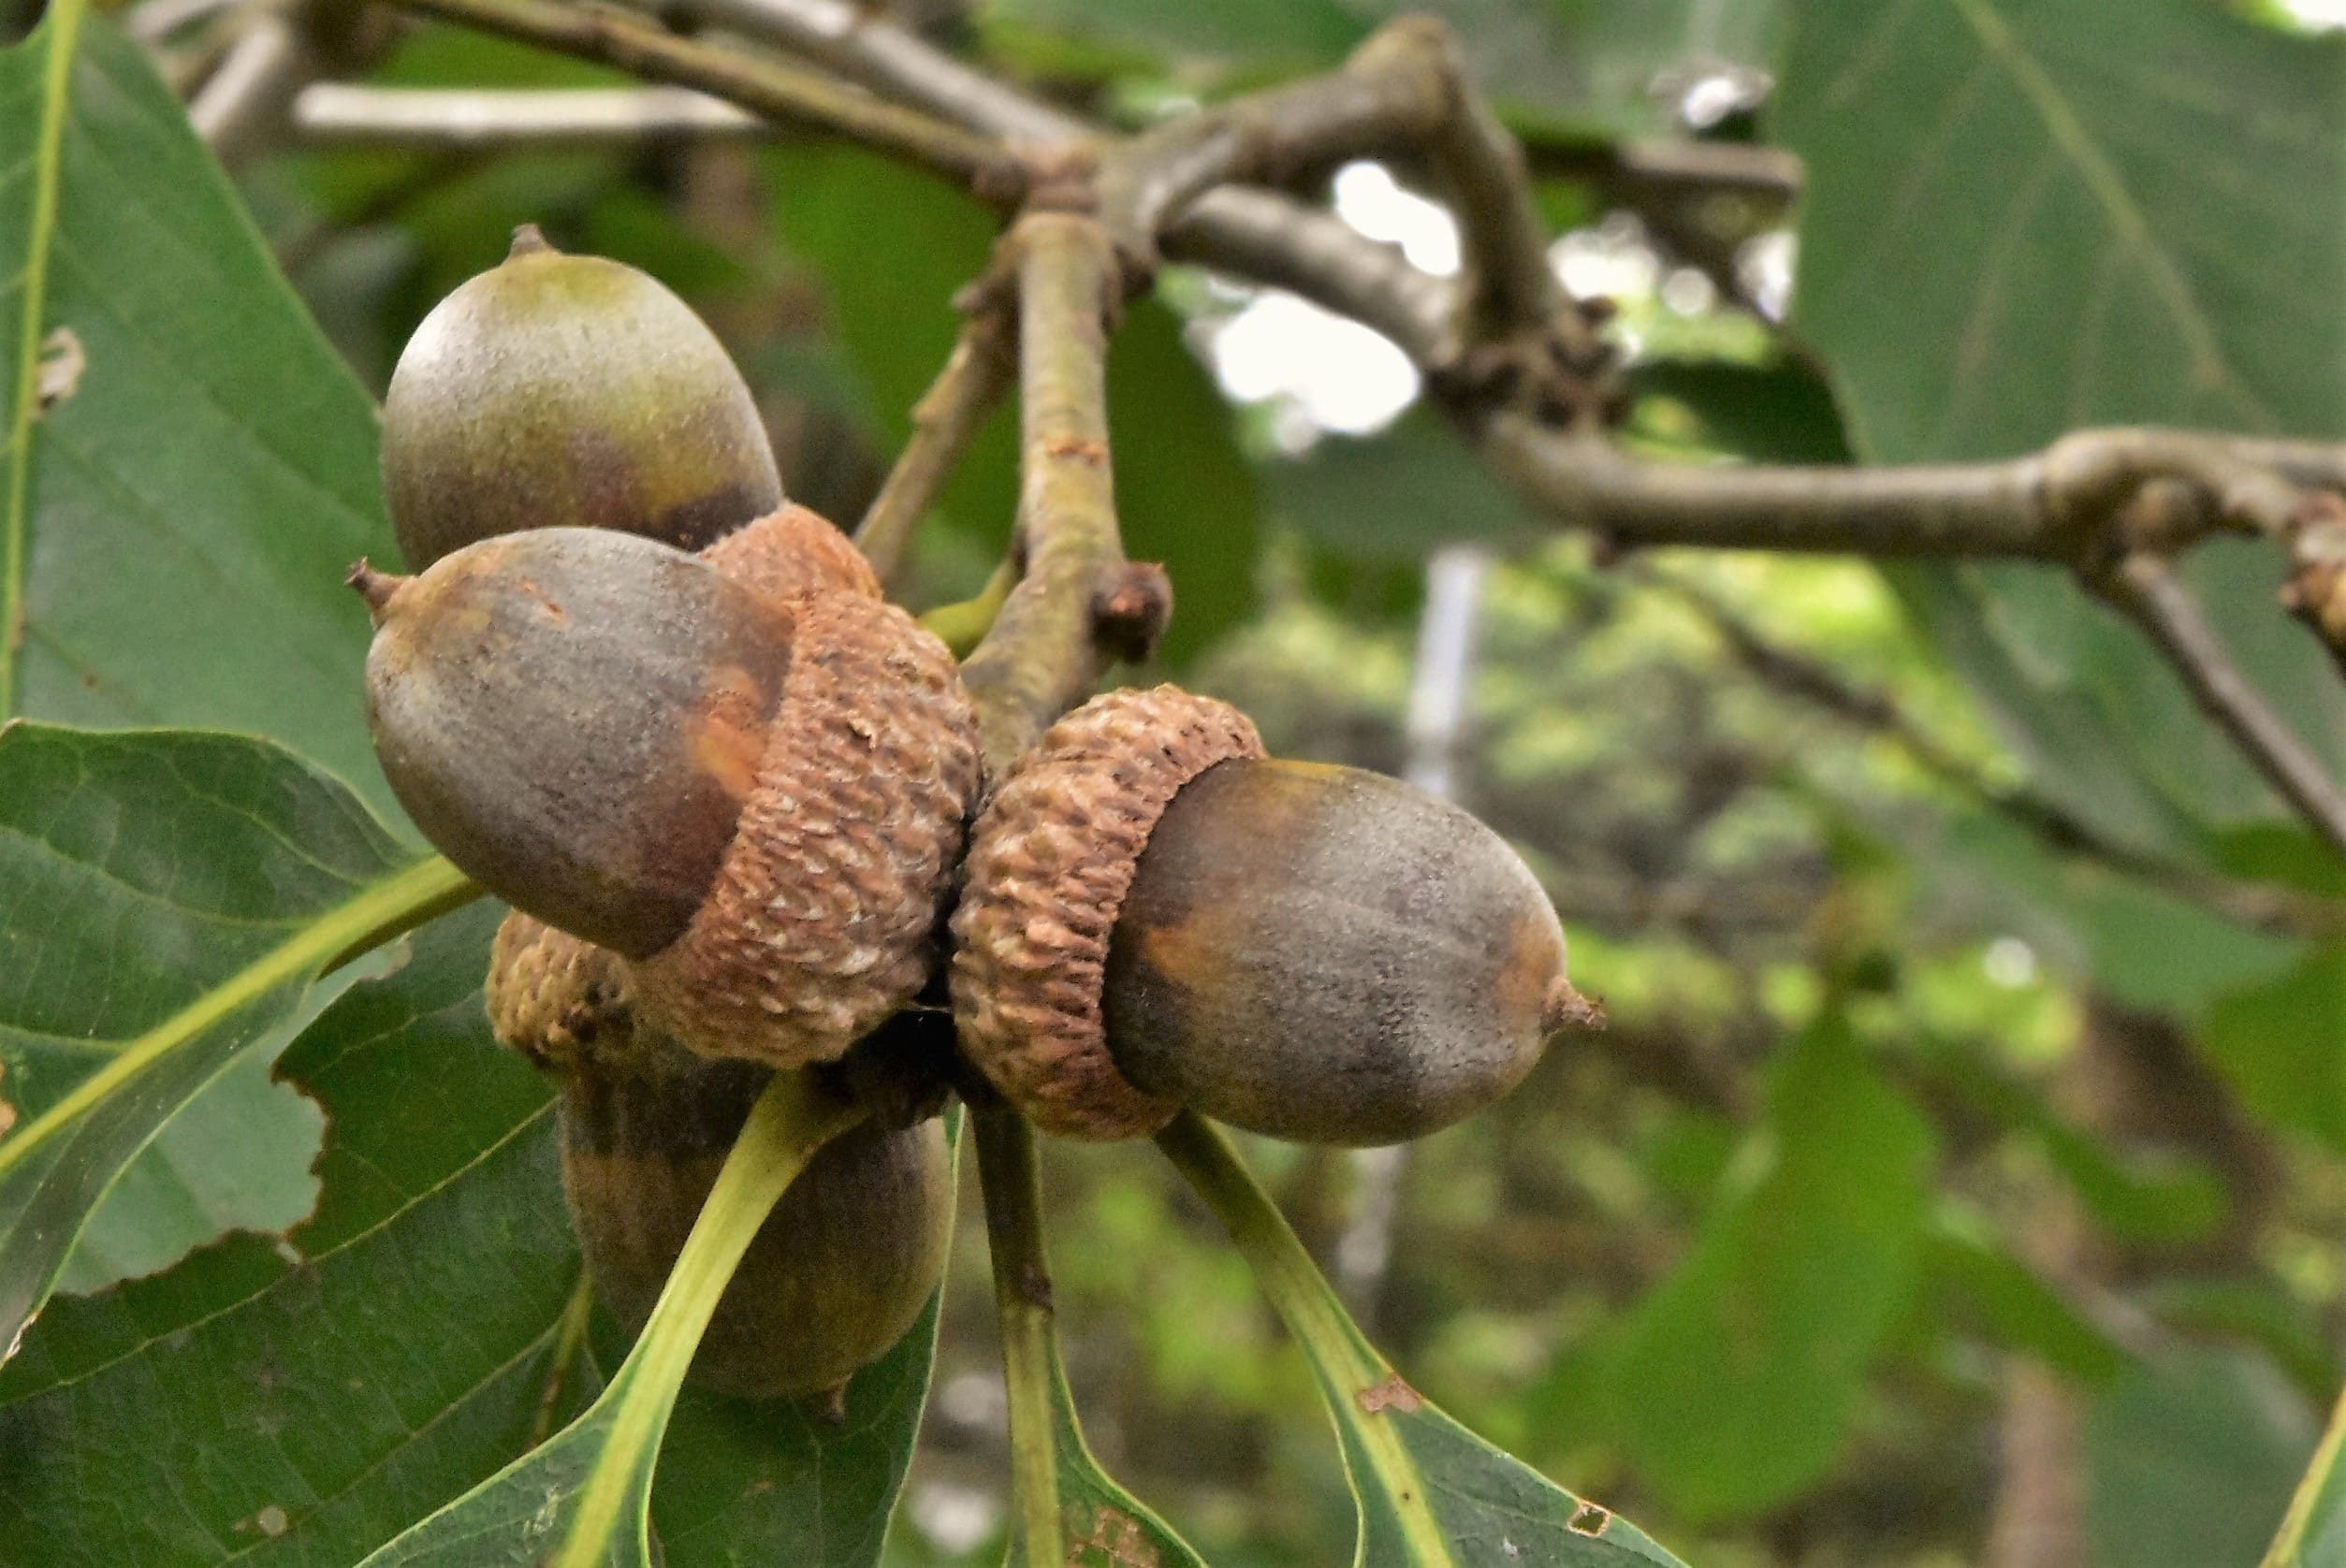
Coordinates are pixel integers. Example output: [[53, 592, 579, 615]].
[[0, 722, 472, 1366], [361, 1084, 955, 1568], [1777, 0, 2346, 860], [1160, 1112, 1689, 1566], [3, 901, 953, 1565], [0, 901, 574, 1564], [0, 9, 399, 813], [1039, 1352, 1208, 1568]]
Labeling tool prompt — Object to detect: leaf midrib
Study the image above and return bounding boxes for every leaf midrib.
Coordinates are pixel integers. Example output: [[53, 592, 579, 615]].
[[1942, 0, 2275, 428], [1, 0, 85, 715]]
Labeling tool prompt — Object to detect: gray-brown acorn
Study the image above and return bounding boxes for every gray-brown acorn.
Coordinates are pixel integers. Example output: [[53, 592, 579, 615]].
[[951, 687, 1587, 1145], [357, 525, 980, 1069]]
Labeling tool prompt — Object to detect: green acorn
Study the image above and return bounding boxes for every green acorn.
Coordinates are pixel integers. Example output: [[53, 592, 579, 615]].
[[381, 225, 782, 569]]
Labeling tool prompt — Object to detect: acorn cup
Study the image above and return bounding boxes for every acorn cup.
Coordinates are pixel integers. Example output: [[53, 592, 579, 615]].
[[381, 225, 783, 570], [950, 687, 1590, 1146], [355, 525, 981, 1070]]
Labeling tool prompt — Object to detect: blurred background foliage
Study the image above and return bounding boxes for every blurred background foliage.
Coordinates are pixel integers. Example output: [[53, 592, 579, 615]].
[[13, 0, 2346, 1563]]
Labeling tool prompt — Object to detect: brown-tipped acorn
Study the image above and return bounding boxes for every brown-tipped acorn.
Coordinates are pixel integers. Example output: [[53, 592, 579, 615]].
[[382, 225, 782, 570], [950, 687, 1585, 1146], [360, 526, 981, 1068], [561, 1041, 954, 1402]]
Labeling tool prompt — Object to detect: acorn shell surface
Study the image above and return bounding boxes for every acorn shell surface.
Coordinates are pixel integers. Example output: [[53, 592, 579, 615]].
[[948, 687, 1264, 1140], [362, 528, 794, 959], [628, 591, 982, 1068], [560, 1057, 953, 1401], [383, 234, 782, 570], [1102, 757, 1570, 1146]]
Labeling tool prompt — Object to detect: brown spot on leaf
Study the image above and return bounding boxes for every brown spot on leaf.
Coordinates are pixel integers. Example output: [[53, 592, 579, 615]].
[[0, 1060, 14, 1140], [36, 327, 84, 414], [1068, 1504, 1158, 1566], [1567, 1501, 1611, 1536], [255, 1505, 288, 1539], [1356, 1372, 1422, 1415]]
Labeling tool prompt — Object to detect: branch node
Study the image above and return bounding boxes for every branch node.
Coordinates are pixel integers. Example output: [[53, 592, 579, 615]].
[[1089, 561, 1173, 664], [1017, 141, 1102, 213], [2283, 491, 2346, 671]]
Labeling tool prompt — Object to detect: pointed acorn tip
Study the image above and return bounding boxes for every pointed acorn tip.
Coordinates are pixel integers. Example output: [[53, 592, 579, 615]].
[[346, 558, 406, 622], [1542, 977, 1605, 1036], [507, 223, 555, 259]]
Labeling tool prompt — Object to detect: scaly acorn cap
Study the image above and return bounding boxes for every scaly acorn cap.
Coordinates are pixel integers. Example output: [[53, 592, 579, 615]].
[[561, 1042, 954, 1402], [483, 513, 898, 1075], [485, 910, 637, 1075], [949, 687, 1264, 1139], [382, 225, 782, 570], [627, 587, 980, 1067], [703, 502, 882, 606]]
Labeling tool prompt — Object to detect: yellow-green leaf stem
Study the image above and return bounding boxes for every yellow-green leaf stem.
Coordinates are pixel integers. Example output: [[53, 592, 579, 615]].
[[0, 854, 477, 1187], [972, 1107, 1067, 1564], [531, 1270, 600, 1452], [970, 1107, 1205, 1567], [2265, 1378, 2346, 1568], [2, 0, 85, 713], [551, 1072, 866, 1568], [1156, 1111, 1456, 1567], [918, 556, 1017, 661]]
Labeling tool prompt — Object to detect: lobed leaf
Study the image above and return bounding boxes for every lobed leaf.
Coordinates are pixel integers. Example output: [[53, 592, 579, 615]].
[[0, 722, 471, 1364], [0, 901, 573, 1565], [2, 901, 954, 1565]]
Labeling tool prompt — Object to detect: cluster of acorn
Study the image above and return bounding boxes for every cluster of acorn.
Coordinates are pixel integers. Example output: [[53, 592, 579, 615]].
[[355, 228, 1585, 1406]]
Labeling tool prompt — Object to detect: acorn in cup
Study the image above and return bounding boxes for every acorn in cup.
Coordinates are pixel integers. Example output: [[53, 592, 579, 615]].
[[488, 919, 952, 1403], [380, 225, 783, 570], [361, 240, 967, 1407], [353, 525, 980, 1070], [950, 687, 1593, 1146]]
